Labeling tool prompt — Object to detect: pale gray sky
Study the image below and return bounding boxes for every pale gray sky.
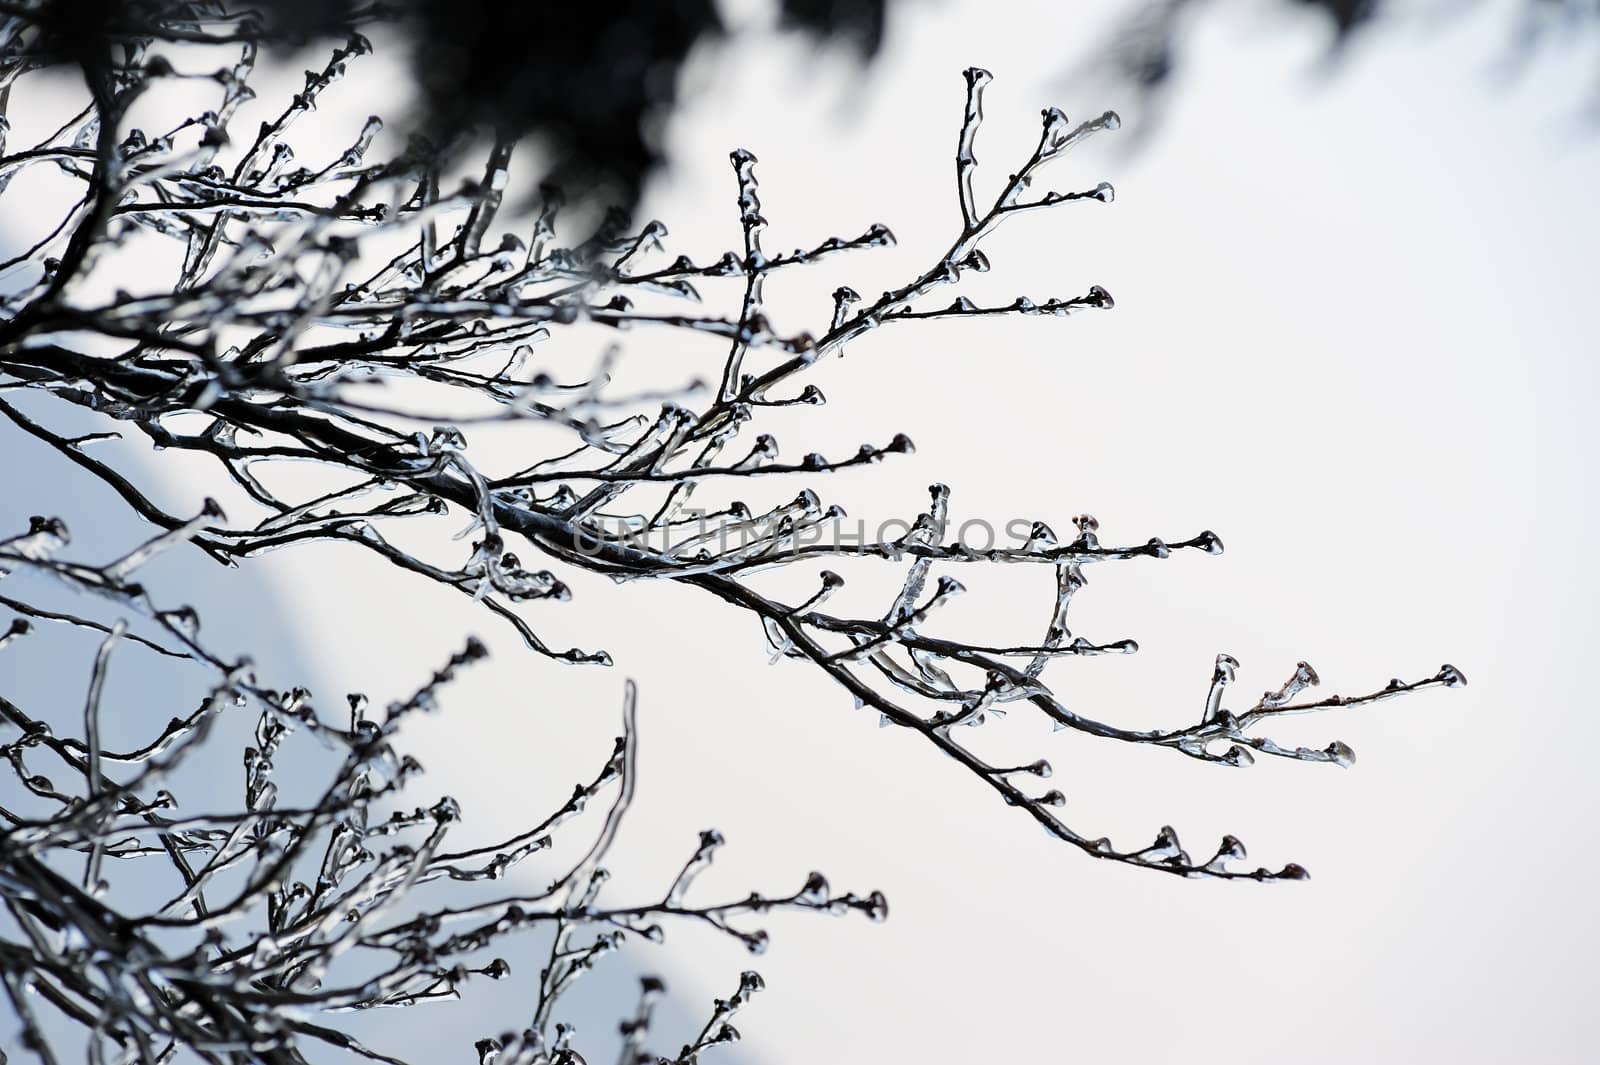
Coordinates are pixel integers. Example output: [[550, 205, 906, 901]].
[[4, 1, 1595, 1061]]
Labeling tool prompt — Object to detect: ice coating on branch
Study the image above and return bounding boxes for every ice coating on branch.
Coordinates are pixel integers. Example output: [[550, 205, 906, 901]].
[[0, 42, 1465, 1062]]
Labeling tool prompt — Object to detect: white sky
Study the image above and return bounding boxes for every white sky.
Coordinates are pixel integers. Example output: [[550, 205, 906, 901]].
[[3, 0, 1597, 1061]]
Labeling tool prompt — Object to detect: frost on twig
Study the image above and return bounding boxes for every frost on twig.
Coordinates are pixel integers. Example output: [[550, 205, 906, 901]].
[[0, 5, 1461, 1060]]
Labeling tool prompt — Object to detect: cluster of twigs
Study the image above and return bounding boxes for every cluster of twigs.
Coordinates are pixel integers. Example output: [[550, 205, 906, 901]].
[[0, 514, 872, 1063], [0, 2, 1461, 1061]]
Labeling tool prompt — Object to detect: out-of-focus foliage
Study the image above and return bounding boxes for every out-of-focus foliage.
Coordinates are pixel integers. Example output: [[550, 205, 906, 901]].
[[1101, 0, 1600, 108], [17, 0, 887, 210], [19, 0, 1594, 211]]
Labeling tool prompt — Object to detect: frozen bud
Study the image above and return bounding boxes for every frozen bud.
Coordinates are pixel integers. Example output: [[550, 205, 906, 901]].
[[800, 872, 829, 902], [885, 433, 915, 454], [1325, 740, 1356, 767]]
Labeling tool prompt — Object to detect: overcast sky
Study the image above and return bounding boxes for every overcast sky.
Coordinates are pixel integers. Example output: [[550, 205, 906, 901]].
[[4, 0, 1596, 1062]]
